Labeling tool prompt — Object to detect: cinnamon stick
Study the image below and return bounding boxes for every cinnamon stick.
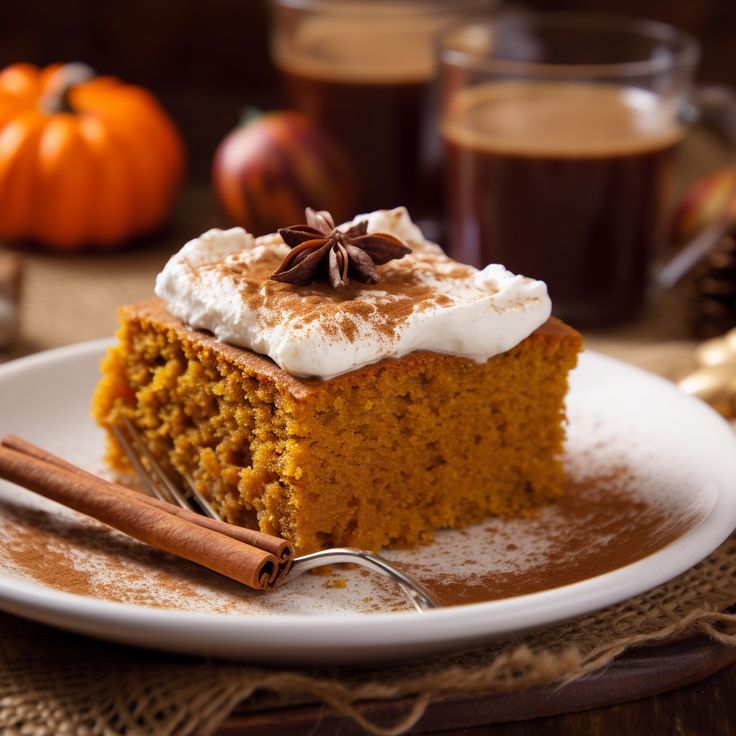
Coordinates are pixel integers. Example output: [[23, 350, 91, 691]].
[[1, 435, 293, 568], [0, 445, 279, 590]]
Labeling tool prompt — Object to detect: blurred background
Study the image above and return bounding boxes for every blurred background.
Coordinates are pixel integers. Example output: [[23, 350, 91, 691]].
[[2, 0, 734, 182], [1, 0, 736, 418]]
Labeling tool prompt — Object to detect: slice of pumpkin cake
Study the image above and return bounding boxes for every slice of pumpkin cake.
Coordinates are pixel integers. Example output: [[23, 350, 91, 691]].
[[92, 207, 581, 554]]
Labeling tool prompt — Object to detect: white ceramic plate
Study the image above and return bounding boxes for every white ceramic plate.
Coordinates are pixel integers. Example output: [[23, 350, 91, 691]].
[[0, 340, 735, 664]]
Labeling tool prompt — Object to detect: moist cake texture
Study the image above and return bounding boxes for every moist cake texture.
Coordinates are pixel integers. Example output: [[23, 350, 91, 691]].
[[92, 208, 582, 555]]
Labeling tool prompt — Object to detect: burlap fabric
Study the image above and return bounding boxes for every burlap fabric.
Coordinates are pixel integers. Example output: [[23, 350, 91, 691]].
[[2, 200, 735, 735]]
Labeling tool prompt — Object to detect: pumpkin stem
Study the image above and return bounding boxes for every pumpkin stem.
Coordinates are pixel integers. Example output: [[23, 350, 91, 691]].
[[39, 63, 96, 115]]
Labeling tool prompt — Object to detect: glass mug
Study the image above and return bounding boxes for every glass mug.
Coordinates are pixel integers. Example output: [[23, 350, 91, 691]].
[[440, 13, 736, 327], [271, 0, 492, 219]]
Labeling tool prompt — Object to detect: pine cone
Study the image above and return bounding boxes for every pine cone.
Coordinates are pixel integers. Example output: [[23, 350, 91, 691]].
[[681, 227, 736, 339]]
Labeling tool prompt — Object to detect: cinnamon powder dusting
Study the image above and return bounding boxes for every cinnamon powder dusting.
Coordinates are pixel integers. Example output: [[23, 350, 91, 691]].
[[402, 465, 704, 607], [0, 497, 407, 615], [0, 458, 705, 614], [204, 243, 478, 345], [0, 501, 249, 611]]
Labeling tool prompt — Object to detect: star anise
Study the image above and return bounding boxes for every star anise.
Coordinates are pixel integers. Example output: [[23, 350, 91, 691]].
[[270, 208, 411, 290]]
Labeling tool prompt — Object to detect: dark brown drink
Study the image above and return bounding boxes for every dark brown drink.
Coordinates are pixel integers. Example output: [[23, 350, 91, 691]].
[[274, 17, 439, 214], [280, 70, 433, 214], [443, 82, 683, 326]]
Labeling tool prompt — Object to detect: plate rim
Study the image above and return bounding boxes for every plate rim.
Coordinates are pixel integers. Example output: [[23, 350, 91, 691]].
[[0, 339, 735, 660]]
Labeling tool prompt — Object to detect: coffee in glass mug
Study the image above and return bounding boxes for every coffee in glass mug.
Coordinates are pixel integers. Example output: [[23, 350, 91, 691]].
[[440, 14, 736, 326], [272, 0, 492, 216]]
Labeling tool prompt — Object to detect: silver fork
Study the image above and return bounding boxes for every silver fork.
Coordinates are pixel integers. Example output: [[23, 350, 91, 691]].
[[111, 417, 439, 612]]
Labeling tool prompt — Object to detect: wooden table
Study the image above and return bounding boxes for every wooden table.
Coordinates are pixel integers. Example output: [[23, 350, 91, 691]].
[[2, 184, 734, 735], [484, 663, 736, 736], [219, 639, 736, 734]]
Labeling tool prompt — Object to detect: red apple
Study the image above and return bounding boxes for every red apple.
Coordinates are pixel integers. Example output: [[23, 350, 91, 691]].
[[212, 111, 359, 235]]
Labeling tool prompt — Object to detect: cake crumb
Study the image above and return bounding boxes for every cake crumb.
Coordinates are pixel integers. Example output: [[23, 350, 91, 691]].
[[324, 578, 347, 589]]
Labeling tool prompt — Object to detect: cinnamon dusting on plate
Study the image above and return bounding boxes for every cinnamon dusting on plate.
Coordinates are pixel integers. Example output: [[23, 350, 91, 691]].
[[412, 465, 703, 607], [0, 459, 704, 613]]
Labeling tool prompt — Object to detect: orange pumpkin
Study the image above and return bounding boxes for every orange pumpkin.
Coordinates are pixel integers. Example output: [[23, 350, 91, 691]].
[[0, 62, 185, 249]]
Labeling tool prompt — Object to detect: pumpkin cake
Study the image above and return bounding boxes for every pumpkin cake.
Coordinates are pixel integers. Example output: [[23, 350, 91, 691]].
[[92, 208, 582, 555]]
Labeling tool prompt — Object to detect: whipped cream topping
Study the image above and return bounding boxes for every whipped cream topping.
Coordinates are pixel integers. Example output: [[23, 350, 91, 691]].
[[155, 208, 551, 378]]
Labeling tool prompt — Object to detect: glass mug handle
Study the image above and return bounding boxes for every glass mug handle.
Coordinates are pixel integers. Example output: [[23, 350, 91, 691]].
[[657, 85, 736, 290]]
